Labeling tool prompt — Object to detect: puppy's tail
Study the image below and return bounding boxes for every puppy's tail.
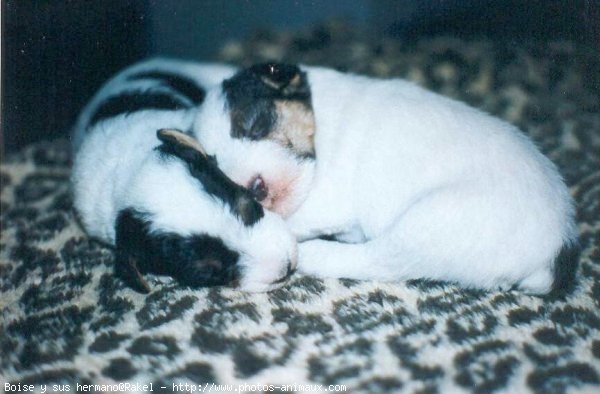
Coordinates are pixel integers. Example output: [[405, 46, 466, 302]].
[[546, 240, 580, 300]]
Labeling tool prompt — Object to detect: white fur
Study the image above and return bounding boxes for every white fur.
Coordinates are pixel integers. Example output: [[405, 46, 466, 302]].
[[72, 59, 297, 292], [193, 65, 577, 294]]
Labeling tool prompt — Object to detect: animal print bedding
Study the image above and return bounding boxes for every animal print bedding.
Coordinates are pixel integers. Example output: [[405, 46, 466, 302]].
[[1, 24, 599, 393]]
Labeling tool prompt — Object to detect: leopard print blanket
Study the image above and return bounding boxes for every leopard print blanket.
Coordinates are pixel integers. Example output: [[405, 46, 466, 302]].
[[2, 26, 599, 393]]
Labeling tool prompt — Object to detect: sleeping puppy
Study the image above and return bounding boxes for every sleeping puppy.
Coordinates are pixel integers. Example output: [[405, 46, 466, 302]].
[[191, 63, 578, 296], [71, 59, 296, 293]]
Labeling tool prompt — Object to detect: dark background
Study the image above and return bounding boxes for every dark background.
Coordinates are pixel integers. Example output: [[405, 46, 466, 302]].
[[1, 0, 598, 155]]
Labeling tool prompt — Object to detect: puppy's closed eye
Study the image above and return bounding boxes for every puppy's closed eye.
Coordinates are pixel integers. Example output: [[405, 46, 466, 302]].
[[230, 101, 276, 140]]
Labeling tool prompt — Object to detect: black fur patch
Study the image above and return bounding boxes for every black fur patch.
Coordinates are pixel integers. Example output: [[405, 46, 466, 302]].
[[114, 208, 241, 293], [89, 89, 188, 126], [222, 63, 311, 140], [156, 129, 264, 227], [547, 242, 580, 299], [127, 70, 206, 105]]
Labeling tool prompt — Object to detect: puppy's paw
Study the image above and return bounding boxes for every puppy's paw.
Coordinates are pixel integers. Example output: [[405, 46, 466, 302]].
[[236, 212, 299, 292], [297, 239, 329, 277], [519, 268, 553, 295], [298, 239, 370, 279], [237, 255, 296, 293]]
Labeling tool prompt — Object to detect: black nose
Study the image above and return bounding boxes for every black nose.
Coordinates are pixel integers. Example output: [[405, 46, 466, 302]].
[[249, 176, 268, 201]]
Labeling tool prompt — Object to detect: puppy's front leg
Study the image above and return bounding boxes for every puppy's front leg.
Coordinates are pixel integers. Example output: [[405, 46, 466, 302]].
[[286, 186, 357, 241], [298, 239, 389, 280]]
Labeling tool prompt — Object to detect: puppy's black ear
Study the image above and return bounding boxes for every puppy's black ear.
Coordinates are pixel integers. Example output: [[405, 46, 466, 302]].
[[230, 100, 276, 140], [115, 209, 152, 293]]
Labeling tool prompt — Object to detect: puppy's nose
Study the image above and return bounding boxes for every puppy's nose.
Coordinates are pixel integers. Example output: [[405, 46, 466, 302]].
[[249, 176, 268, 201]]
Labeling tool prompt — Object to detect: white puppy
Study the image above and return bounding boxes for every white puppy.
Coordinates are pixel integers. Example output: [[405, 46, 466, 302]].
[[190, 63, 578, 295], [71, 59, 297, 293]]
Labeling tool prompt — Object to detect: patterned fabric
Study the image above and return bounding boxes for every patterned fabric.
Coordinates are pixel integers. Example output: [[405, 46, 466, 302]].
[[1, 25, 599, 393]]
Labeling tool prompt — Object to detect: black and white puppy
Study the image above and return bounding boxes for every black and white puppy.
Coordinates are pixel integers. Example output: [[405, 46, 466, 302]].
[[71, 59, 297, 293], [190, 63, 578, 295]]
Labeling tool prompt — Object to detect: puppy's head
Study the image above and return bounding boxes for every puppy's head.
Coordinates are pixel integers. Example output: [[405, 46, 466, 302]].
[[117, 129, 297, 293], [193, 63, 316, 218]]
